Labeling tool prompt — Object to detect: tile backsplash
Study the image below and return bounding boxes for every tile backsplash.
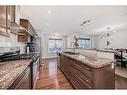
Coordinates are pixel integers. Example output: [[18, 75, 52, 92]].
[[0, 33, 26, 53], [0, 35, 10, 47]]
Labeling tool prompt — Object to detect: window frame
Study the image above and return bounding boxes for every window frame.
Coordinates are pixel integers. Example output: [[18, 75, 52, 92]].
[[77, 38, 91, 49], [48, 38, 62, 53]]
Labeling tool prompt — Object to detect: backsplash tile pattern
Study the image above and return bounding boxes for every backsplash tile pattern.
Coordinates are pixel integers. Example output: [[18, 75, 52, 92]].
[[0, 33, 26, 53], [0, 35, 10, 47]]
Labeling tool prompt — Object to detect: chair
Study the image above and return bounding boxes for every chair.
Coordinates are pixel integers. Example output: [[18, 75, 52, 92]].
[[114, 54, 127, 68]]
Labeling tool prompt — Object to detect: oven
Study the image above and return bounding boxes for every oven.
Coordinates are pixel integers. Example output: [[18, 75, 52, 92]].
[[30, 54, 40, 89]]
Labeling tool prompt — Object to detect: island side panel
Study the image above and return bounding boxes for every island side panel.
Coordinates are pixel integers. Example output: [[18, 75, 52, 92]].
[[93, 64, 115, 89]]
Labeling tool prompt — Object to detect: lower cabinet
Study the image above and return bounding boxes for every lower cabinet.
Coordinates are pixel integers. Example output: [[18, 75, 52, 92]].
[[15, 67, 31, 89], [60, 54, 115, 89], [8, 56, 40, 89], [60, 54, 65, 72], [8, 66, 31, 89]]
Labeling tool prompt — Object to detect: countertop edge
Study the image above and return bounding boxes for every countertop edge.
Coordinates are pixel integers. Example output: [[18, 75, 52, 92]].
[[60, 52, 114, 68]]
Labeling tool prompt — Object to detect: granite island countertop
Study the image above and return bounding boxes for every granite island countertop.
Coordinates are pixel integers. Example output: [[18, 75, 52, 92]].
[[61, 52, 115, 68], [0, 59, 32, 89]]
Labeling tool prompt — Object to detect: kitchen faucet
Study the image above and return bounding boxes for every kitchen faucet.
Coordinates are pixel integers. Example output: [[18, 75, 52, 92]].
[[71, 36, 78, 53], [71, 42, 75, 53]]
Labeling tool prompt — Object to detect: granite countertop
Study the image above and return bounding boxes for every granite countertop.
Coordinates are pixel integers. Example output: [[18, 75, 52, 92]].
[[61, 52, 114, 68], [96, 49, 117, 53], [0, 59, 32, 89], [65, 48, 117, 53]]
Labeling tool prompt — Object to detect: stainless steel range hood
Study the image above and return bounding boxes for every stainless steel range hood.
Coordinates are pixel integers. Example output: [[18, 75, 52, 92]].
[[10, 6, 38, 37], [10, 22, 38, 37], [10, 22, 33, 36]]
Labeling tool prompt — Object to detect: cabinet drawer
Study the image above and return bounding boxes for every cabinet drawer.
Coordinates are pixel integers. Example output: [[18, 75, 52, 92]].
[[72, 61, 92, 78], [70, 70, 92, 89], [71, 67, 92, 88], [15, 68, 31, 89], [70, 72, 84, 89]]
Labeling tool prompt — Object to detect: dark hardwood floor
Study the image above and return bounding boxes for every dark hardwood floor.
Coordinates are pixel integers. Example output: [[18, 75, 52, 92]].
[[35, 58, 127, 89], [35, 58, 73, 89], [115, 75, 127, 89]]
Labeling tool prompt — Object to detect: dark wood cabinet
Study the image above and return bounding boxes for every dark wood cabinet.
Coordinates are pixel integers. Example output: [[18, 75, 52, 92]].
[[59, 54, 115, 89], [15, 67, 31, 89], [60, 54, 65, 71], [8, 66, 31, 89], [0, 6, 9, 36], [7, 54, 40, 89], [0, 5, 15, 37], [18, 19, 36, 42]]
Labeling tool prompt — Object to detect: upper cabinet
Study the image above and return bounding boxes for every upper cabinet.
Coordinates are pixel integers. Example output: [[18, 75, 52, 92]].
[[0, 5, 15, 37], [0, 6, 8, 36], [17, 19, 36, 42], [0, 5, 37, 42]]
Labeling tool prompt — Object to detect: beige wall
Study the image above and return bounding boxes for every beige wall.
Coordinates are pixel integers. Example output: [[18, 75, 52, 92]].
[[41, 33, 66, 59], [94, 29, 127, 49]]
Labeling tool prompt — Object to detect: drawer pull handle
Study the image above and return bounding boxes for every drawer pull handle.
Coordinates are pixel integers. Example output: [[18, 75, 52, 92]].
[[74, 63, 90, 71], [84, 67, 90, 70], [80, 75, 89, 82]]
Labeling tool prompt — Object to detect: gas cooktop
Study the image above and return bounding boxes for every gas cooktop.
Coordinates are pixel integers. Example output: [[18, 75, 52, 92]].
[[0, 52, 38, 62]]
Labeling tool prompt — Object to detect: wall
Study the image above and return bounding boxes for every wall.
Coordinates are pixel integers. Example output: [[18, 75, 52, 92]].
[[0, 33, 26, 53], [66, 32, 94, 48], [41, 33, 66, 59], [94, 30, 127, 49], [0, 6, 26, 54]]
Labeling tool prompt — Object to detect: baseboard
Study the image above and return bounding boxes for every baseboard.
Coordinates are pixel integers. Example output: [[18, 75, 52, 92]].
[[42, 56, 57, 60]]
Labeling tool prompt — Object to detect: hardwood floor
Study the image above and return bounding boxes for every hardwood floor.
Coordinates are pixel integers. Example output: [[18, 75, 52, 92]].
[[35, 58, 127, 89], [115, 75, 127, 89], [35, 58, 73, 89], [115, 65, 127, 89]]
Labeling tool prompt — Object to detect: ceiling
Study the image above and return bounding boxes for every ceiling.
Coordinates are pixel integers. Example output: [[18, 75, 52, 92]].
[[19, 6, 127, 35]]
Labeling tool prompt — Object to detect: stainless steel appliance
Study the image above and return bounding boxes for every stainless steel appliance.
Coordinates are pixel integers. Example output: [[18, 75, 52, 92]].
[[26, 37, 41, 53], [26, 37, 42, 66], [31, 54, 40, 89], [57, 52, 61, 68]]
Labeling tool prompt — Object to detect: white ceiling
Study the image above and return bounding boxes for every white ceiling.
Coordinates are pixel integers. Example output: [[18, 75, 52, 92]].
[[20, 6, 127, 35]]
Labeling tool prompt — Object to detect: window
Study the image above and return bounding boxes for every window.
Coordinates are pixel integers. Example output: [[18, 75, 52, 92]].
[[78, 38, 91, 49], [48, 38, 62, 52]]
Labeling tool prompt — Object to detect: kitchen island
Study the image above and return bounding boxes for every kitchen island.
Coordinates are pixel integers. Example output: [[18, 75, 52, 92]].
[[58, 52, 115, 89], [0, 59, 32, 89]]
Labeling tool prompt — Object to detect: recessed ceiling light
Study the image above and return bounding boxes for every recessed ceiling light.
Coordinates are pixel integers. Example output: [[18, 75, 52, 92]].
[[48, 10, 52, 14], [46, 22, 49, 26]]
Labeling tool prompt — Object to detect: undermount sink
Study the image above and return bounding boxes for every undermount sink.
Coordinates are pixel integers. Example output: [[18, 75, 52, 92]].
[[63, 52, 78, 55]]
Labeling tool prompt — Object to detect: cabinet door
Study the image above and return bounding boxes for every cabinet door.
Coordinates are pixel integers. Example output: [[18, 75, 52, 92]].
[[70, 68, 92, 89], [0, 6, 9, 36], [6, 6, 11, 30], [60, 54, 65, 71], [20, 19, 28, 30], [64, 57, 72, 78], [15, 67, 31, 89], [32, 58, 39, 88], [73, 61, 92, 79], [18, 19, 30, 42], [18, 33, 28, 42]]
